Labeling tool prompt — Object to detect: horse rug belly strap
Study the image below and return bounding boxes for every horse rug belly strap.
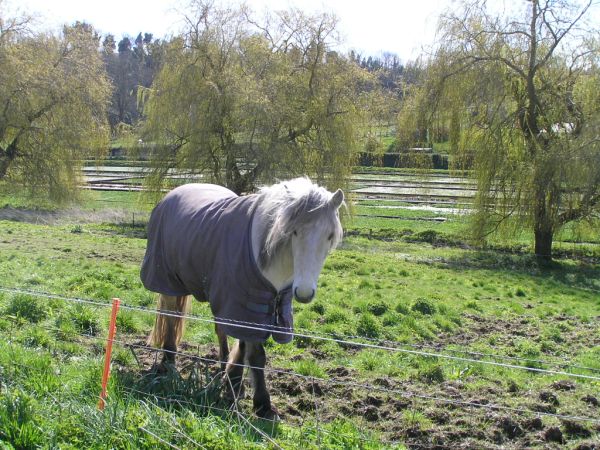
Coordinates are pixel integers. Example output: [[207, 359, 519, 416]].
[[140, 184, 293, 343]]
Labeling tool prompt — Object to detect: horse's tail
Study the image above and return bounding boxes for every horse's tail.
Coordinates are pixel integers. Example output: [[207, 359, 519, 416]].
[[148, 294, 192, 350]]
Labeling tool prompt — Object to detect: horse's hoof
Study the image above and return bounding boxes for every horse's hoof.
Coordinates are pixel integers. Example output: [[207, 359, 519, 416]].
[[222, 386, 246, 404], [222, 388, 246, 405], [157, 359, 177, 373], [221, 375, 246, 401], [150, 362, 171, 374], [255, 406, 280, 422]]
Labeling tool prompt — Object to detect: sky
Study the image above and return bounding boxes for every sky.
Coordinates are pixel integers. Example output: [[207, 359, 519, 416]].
[[4, 0, 454, 61]]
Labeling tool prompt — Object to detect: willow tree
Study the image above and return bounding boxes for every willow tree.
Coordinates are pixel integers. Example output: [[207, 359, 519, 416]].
[[139, 1, 371, 194], [421, 0, 600, 259], [0, 16, 111, 201]]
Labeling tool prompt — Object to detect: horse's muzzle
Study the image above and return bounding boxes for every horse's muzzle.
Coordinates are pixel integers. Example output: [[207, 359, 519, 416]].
[[294, 287, 315, 303]]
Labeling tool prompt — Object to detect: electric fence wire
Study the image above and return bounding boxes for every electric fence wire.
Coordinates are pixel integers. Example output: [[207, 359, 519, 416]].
[[4, 316, 600, 426], [1, 286, 599, 381]]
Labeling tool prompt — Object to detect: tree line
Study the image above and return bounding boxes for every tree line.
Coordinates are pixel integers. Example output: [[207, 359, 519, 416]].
[[102, 32, 165, 128], [0, 0, 598, 259]]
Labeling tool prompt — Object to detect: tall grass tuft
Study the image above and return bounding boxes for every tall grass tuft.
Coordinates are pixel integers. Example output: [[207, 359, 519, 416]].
[[4, 294, 49, 323]]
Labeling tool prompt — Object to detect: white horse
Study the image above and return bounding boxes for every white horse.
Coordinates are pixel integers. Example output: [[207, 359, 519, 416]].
[[141, 177, 344, 419]]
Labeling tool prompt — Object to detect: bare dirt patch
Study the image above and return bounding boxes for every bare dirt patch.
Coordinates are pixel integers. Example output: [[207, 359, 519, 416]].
[[436, 313, 600, 355], [119, 336, 600, 449]]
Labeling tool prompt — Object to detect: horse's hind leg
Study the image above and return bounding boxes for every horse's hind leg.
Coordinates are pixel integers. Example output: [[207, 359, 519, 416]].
[[224, 339, 246, 402], [148, 294, 191, 368], [246, 342, 278, 420]]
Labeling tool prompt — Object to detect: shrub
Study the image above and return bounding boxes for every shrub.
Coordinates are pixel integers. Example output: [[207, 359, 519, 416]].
[[116, 311, 141, 334], [465, 300, 482, 312], [542, 326, 564, 343], [0, 391, 44, 448], [411, 298, 437, 315], [415, 362, 445, 383], [402, 409, 433, 430], [381, 311, 402, 327], [20, 328, 51, 348], [395, 302, 410, 315], [324, 307, 347, 324], [433, 316, 455, 332], [67, 305, 101, 336], [366, 300, 389, 316], [356, 313, 381, 339], [309, 302, 325, 315], [5, 294, 48, 323], [355, 351, 378, 371], [412, 230, 438, 243], [70, 225, 83, 234], [293, 358, 326, 378]]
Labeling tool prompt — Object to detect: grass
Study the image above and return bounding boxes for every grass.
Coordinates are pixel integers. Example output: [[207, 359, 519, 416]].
[[0, 178, 599, 448]]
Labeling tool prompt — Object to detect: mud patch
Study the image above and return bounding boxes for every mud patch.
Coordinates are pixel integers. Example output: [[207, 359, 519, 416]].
[[116, 335, 600, 449], [436, 313, 600, 357]]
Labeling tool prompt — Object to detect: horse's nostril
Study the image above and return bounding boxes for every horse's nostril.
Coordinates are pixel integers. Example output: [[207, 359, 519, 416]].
[[294, 287, 315, 303]]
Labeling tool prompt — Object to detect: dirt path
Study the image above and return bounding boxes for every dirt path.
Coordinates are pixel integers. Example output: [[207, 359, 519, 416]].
[[0, 205, 148, 226]]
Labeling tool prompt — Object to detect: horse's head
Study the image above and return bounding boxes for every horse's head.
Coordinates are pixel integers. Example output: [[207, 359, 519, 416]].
[[259, 178, 345, 303], [290, 188, 344, 302]]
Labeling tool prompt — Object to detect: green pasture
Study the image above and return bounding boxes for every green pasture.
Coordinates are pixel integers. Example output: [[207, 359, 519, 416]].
[[0, 187, 599, 448]]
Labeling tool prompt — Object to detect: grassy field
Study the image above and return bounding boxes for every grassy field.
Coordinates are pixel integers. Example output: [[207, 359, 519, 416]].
[[1, 186, 599, 449]]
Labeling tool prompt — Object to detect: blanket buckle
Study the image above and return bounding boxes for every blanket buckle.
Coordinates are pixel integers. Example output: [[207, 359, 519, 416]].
[[273, 292, 282, 326]]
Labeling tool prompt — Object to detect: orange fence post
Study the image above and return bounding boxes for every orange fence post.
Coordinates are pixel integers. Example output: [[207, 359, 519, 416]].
[[98, 298, 120, 410]]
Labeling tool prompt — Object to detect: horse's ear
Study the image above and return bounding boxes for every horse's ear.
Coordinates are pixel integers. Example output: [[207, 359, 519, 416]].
[[330, 189, 344, 209]]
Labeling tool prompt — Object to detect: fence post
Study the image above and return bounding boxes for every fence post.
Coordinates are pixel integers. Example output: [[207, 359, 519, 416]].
[[98, 298, 120, 410]]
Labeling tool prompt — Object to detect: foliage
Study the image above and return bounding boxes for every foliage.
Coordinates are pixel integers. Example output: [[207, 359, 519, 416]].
[[0, 15, 111, 201], [0, 194, 599, 447], [139, 1, 373, 194], [356, 313, 381, 338], [102, 31, 166, 132], [63, 305, 101, 336], [411, 298, 437, 316], [414, 0, 600, 259], [0, 390, 43, 448], [4, 294, 48, 323]]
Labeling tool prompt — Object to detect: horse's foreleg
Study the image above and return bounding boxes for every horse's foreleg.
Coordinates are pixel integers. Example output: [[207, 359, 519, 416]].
[[224, 339, 246, 402], [246, 342, 277, 420], [215, 323, 230, 372]]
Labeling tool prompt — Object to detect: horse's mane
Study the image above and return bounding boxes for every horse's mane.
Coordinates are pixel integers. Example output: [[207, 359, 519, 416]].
[[257, 177, 343, 269]]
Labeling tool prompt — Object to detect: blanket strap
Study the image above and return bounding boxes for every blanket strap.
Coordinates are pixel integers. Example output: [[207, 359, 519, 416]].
[[245, 292, 283, 326], [246, 302, 273, 315]]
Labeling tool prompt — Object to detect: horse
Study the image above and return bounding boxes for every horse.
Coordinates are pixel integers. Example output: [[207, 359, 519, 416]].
[[140, 177, 344, 420]]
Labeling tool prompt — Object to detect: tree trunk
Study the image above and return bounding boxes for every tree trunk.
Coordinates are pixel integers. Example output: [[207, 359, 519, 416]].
[[0, 140, 18, 180], [533, 190, 554, 261], [534, 226, 553, 261], [0, 156, 10, 180]]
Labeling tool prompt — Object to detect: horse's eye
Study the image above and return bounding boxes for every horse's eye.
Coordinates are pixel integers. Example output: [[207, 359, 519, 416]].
[[293, 230, 298, 236], [328, 233, 334, 241]]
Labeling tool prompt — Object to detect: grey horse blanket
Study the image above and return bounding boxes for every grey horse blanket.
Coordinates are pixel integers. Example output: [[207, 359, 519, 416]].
[[140, 184, 293, 344]]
